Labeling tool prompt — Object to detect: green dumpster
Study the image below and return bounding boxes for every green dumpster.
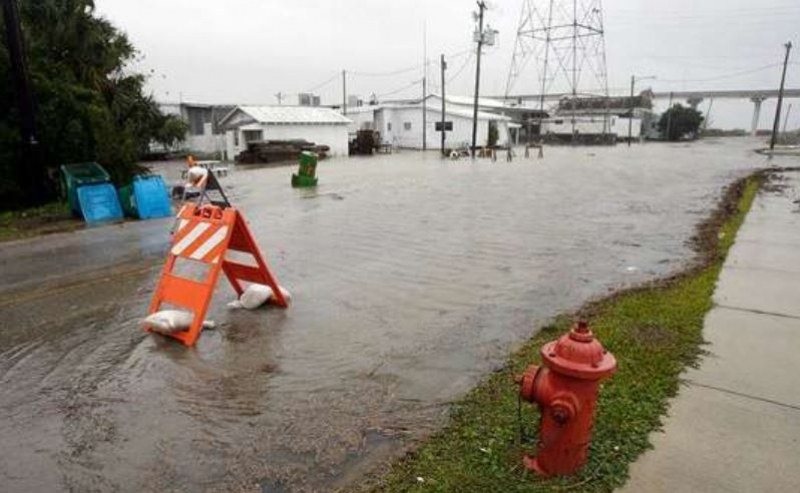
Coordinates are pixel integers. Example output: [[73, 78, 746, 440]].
[[61, 162, 112, 215], [291, 151, 319, 187], [117, 183, 136, 217]]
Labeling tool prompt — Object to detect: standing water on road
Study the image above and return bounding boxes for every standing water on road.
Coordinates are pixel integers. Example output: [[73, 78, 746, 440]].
[[0, 139, 782, 491]]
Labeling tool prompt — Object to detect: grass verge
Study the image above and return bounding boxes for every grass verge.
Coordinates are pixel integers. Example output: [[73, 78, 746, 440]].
[[362, 172, 764, 492], [0, 201, 81, 242]]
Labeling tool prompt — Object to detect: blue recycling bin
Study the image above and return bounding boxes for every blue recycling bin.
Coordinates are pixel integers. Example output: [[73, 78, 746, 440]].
[[132, 175, 171, 219], [76, 183, 124, 224]]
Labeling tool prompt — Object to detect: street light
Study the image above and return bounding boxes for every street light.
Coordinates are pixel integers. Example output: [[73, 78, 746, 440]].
[[628, 75, 656, 146]]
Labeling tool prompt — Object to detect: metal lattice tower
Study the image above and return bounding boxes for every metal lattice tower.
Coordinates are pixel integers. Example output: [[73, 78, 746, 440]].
[[505, 0, 609, 114]]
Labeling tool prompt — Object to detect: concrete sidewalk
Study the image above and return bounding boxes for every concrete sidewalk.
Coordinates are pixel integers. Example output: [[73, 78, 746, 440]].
[[621, 171, 800, 492]]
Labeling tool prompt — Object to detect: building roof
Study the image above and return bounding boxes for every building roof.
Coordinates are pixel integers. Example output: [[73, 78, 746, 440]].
[[427, 93, 515, 110], [219, 105, 352, 127], [373, 103, 511, 122]]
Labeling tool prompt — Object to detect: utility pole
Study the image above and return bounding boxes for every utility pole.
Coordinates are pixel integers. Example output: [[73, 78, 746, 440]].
[[2, 0, 45, 204], [471, 1, 487, 159], [703, 98, 714, 133], [570, 0, 577, 141], [441, 53, 447, 156], [422, 75, 427, 150], [665, 91, 674, 140], [422, 22, 427, 151], [770, 41, 793, 150], [627, 75, 634, 147], [342, 70, 347, 115]]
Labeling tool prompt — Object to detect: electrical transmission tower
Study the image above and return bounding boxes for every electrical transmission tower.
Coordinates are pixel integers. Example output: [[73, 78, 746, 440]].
[[505, 0, 610, 137]]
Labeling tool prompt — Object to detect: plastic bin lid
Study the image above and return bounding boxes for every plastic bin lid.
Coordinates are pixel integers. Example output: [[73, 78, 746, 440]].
[[132, 175, 172, 219], [76, 183, 123, 224]]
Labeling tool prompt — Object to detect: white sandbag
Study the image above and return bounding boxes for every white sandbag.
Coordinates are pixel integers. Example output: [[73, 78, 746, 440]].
[[228, 284, 293, 310], [239, 283, 274, 309], [143, 310, 215, 334]]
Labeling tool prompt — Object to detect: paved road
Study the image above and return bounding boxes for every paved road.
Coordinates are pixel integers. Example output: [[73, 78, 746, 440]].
[[622, 170, 800, 492]]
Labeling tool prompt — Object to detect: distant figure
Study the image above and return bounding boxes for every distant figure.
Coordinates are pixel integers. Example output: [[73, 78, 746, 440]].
[[506, 147, 514, 162]]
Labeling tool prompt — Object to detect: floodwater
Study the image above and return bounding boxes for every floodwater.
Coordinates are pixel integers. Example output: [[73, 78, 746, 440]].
[[0, 138, 790, 492]]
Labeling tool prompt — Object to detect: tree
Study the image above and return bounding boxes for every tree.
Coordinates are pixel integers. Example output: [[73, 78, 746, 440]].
[[0, 0, 184, 208], [658, 104, 704, 141]]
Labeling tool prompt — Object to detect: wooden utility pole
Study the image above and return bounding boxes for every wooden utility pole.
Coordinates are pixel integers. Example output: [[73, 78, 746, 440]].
[[422, 76, 427, 151], [627, 75, 634, 146], [665, 91, 674, 140], [342, 70, 347, 115], [2, 0, 45, 204], [441, 54, 447, 156], [471, 1, 487, 158], [770, 41, 793, 150], [422, 22, 427, 151]]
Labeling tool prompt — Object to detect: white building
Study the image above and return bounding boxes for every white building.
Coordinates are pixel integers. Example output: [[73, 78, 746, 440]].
[[158, 102, 233, 156], [345, 101, 513, 150], [541, 109, 660, 142], [219, 106, 352, 159]]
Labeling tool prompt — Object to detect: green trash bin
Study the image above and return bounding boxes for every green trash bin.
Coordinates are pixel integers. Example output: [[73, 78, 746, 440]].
[[117, 183, 136, 217], [292, 151, 319, 188], [61, 162, 112, 215], [298, 151, 318, 177]]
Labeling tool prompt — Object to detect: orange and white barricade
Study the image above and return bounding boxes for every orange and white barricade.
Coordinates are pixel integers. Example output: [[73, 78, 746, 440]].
[[147, 203, 287, 346]]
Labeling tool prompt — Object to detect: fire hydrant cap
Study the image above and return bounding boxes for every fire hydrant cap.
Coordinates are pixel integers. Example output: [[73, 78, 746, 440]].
[[541, 321, 616, 380]]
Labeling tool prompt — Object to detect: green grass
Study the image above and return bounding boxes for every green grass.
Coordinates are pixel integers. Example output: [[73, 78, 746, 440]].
[[364, 173, 763, 493], [0, 201, 78, 242]]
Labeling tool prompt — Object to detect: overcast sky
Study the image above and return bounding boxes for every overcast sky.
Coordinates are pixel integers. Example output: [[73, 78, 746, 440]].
[[94, 0, 799, 130]]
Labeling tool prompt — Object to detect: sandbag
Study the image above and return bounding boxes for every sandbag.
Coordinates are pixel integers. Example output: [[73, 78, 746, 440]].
[[239, 283, 274, 309], [143, 310, 215, 334], [227, 284, 293, 310]]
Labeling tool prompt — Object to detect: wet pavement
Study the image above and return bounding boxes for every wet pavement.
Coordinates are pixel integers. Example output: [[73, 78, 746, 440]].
[[0, 138, 790, 492]]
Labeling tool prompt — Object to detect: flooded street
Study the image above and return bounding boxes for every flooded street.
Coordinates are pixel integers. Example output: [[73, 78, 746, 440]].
[[0, 138, 787, 491]]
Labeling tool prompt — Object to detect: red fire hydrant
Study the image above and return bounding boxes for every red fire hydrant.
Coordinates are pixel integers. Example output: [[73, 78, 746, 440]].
[[517, 320, 616, 476]]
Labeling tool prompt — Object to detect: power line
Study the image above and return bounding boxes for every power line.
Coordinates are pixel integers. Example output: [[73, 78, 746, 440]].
[[349, 48, 472, 78], [302, 71, 340, 93], [376, 78, 424, 99], [447, 52, 474, 84], [656, 63, 787, 84]]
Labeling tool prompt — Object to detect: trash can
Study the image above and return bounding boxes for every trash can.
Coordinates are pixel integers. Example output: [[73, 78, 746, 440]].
[[298, 151, 318, 177], [61, 162, 112, 215], [291, 151, 319, 188], [118, 175, 172, 219]]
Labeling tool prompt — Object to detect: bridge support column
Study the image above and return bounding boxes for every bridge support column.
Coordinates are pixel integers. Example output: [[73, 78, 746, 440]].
[[750, 96, 766, 136]]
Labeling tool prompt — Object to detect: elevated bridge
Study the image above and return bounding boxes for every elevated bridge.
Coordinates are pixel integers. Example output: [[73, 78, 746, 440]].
[[492, 89, 800, 135]]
